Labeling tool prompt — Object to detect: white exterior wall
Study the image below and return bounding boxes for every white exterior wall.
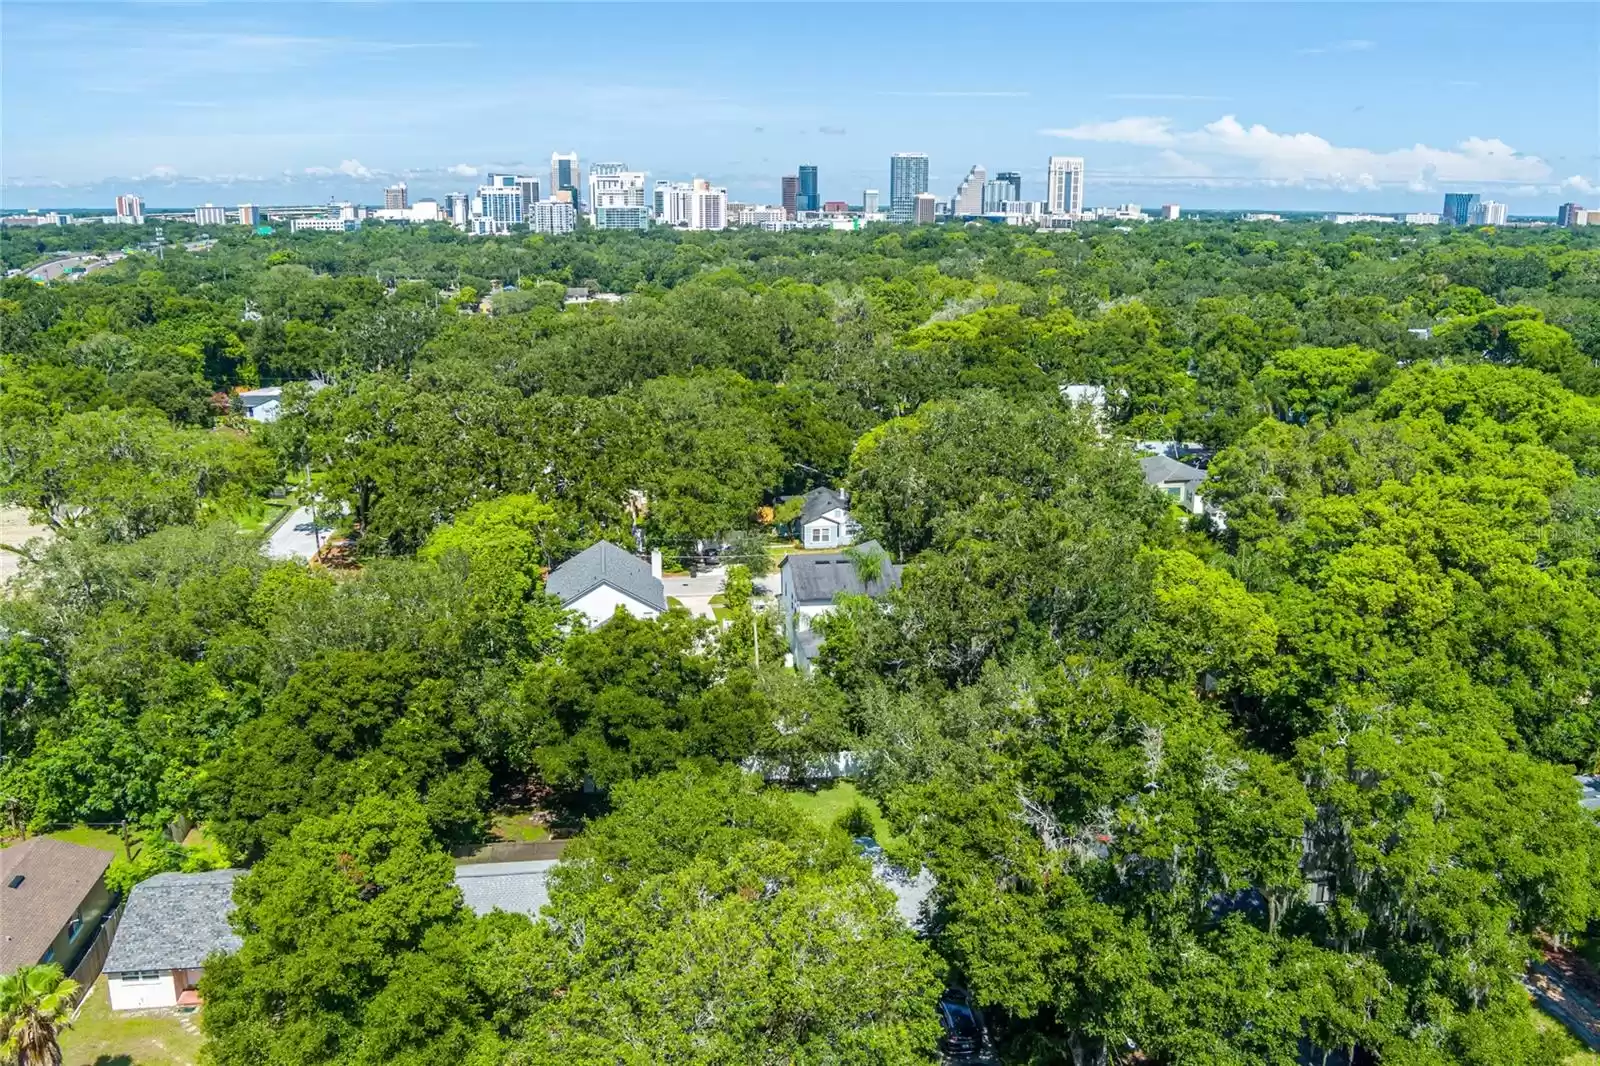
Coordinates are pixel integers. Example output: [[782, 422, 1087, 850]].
[[801, 508, 857, 548], [108, 970, 180, 1011], [567, 585, 660, 629]]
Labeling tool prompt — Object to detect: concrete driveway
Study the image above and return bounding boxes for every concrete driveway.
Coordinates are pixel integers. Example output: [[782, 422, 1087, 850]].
[[263, 506, 331, 561], [662, 566, 726, 618]]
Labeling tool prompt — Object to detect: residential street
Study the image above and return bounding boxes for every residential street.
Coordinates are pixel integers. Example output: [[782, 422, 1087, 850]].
[[262, 506, 329, 561], [662, 566, 725, 618]]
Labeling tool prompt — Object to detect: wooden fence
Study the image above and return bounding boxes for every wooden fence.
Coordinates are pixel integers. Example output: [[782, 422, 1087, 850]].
[[67, 903, 123, 1019]]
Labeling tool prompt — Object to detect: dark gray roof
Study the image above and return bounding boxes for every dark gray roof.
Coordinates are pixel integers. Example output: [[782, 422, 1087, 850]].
[[103, 870, 244, 974], [545, 541, 667, 613], [799, 487, 849, 527], [781, 541, 901, 604], [454, 860, 557, 918], [0, 838, 113, 973], [1579, 775, 1600, 813], [1140, 453, 1206, 487]]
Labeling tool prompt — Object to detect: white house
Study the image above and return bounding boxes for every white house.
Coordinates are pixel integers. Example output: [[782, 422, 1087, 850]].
[[236, 381, 326, 423], [1140, 453, 1207, 515], [544, 541, 668, 628], [788, 487, 859, 549], [103, 870, 244, 1011], [778, 541, 901, 674]]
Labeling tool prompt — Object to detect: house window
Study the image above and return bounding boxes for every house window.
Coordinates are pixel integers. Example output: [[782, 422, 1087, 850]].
[[1163, 485, 1182, 499], [116, 971, 165, 984], [811, 526, 831, 545]]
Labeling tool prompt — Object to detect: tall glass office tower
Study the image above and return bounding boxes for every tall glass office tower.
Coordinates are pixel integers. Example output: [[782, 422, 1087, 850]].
[[889, 153, 929, 222], [798, 165, 820, 212], [1442, 192, 1480, 225]]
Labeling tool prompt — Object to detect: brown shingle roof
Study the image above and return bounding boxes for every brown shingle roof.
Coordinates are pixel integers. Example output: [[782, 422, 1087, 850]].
[[0, 838, 113, 972]]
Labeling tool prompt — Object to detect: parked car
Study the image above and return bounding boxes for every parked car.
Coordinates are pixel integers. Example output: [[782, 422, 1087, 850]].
[[938, 989, 994, 1063]]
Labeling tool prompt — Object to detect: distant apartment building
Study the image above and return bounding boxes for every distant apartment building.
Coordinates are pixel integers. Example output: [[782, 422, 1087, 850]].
[[655, 179, 727, 230], [384, 183, 409, 210], [115, 194, 144, 224], [1470, 200, 1507, 225], [1047, 156, 1085, 216], [1558, 202, 1587, 228], [237, 204, 260, 227], [1160, 203, 1181, 220], [194, 204, 226, 227], [589, 165, 651, 230], [822, 200, 849, 214], [444, 193, 471, 227], [290, 217, 360, 233], [951, 164, 986, 216], [913, 192, 938, 224], [732, 205, 789, 230], [1442, 192, 1480, 225], [889, 153, 929, 222], [862, 189, 880, 215], [1403, 211, 1441, 225], [781, 175, 799, 219], [798, 165, 819, 212], [551, 152, 581, 204], [527, 200, 577, 235], [1329, 213, 1399, 224], [475, 178, 524, 231], [983, 175, 1021, 213], [999, 200, 1045, 223]]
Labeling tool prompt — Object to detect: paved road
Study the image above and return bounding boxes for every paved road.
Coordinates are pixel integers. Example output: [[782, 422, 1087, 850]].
[[663, 566, 725, 618], [262, 506, 330, 562]]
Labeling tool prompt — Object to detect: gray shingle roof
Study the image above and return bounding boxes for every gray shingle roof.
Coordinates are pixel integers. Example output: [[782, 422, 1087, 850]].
[[1140, 453, 1206, 487], [545, 541, 667, 614], [781, 541, 901, 604], [455, 860, 557, 919], [0, 838, 113, 973], [798, 487, 849, 527], [103, 870, 244, 974]]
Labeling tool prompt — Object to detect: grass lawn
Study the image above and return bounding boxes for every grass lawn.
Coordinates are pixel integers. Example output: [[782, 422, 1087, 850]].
[[2, 825, 131, 857], [59, 979, 204, 1066], [230, 498, 292, 537], [179, 825, 230, 866], [490, 812, 550, 843], [787, 782, 897, 846], [1530, 1003, 1600, 1065]]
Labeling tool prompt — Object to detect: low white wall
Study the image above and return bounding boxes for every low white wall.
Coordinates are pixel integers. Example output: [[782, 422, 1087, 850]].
[[107, 971, 179, 1011]]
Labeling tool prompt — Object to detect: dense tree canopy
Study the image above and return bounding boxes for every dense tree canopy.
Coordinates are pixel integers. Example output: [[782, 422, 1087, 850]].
[[3, 216, 1598, 1065]]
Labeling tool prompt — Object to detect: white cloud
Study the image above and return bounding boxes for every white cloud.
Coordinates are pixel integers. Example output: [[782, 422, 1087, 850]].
[[1042, 114, 1553, 191], [446, 163, 479, 178], [1043, 116, 1178, 147], [1563, 175, 1599, 195], [337, 159, 374, 179], [1298, 39, 1376, 55]]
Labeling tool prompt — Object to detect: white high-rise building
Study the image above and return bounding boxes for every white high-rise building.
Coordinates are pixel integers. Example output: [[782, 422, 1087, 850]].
[[655, 179, 727, 230], [1470, 200, 1508, 225], [1160, 204, 1181, 220], [1047, 156, 1085, 216], [913, 192, 938, 224], [194, 204, 226, 226], [114, 194, 143, 224], [527, 200, 577, 235], [732, 205, 788, 230], [690, 179, 727, 231], [384, 183, 408, 210], [474, 181, 524, 233], [951, 165, 986, 216], [589, 165, 650, 230], [862, 189, 880, 215]]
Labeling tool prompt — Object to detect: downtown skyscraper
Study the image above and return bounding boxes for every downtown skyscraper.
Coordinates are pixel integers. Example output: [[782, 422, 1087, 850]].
[[1047, 156, 1085, 216], [889, 153, 929, 222], [798, 165, 820, 213]]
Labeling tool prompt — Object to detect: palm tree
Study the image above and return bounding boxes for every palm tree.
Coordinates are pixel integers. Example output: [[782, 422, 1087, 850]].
[[0, 964, 80, 1066]]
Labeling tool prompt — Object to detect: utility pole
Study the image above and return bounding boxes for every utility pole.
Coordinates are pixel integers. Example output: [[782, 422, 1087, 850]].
[[753, 616, 759, 670]]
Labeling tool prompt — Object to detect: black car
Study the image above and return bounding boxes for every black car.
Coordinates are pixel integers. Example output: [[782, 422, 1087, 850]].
[[938, 990, 992, 1063]]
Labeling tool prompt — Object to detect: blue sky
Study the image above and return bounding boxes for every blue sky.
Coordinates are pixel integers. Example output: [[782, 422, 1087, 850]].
[[3, 2, 1596, 213]]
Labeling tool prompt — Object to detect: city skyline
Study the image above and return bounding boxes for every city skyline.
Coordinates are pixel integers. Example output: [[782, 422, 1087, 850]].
[[2, 3, 1596, 213]]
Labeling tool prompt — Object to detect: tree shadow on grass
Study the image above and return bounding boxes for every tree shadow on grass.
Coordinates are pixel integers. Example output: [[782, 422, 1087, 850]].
[[91, 1057, 134, 1066]]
